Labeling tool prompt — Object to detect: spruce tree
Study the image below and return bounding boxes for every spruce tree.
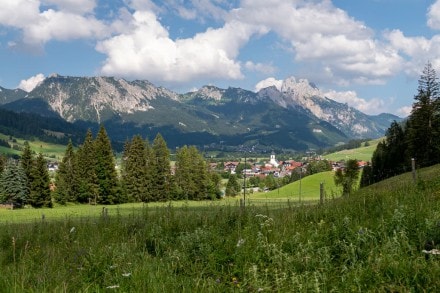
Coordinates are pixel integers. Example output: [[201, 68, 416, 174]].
[[0, 154, 6, 174], [144, 140, 155, 202], [151, 134, 171, 201], [76, 129, 99, 203], [407, 62, 440, 167], [175, 146, 195, 200], [94, 125, 119, 204], [121, 135, 149, 202], [0, 159, 28, 206], [54, 140, 78, 204], [20, 141, 34, 194], [28, 153, 52, 208]]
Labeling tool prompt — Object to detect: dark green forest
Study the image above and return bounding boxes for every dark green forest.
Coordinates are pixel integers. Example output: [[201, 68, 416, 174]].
[[362, 62, 440, 186]]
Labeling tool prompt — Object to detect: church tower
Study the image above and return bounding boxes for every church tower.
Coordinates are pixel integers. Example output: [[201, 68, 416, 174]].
[[269, 151, 279, 167]]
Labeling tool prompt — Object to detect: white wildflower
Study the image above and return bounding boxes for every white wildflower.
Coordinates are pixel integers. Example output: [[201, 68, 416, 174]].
[[106, 285, 120, 289], [236, 238, 245, 247], [122, 272, 132, 277], [70, 227, 76, 233]]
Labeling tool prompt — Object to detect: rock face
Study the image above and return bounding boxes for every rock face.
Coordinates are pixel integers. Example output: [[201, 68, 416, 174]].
[[0, 74, 402, 150], [26, 75, 179, 122], [256, 77, 400, 138]]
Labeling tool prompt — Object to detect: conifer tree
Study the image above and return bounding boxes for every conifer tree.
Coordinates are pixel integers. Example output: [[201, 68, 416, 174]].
[[94, 125, 119, 204], [0, 154, 6, 174], [76, 129, 99, 203], [28, 153, 52, 208], [0, 159, 28, 206], [54, 140, 78, 204], [143, 140, 155, 202], [406, 62, 440, 167], [359, 163, 373, 188], [121, 135, 149, 202], [175, 146, 196, 200], [151, 134, 171, 201], [190, 146, 210, 200], [20, 141, 34, 194]]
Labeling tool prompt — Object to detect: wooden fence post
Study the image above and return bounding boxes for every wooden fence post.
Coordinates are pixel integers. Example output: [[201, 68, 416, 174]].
[[411, 158, 417, 183], [320, 182, 324, 205]]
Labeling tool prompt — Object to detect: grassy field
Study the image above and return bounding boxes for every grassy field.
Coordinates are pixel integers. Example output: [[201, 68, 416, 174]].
[[1, 164, 440, 291], [250, 171, 340, 201], [0, 132, 66, 161], [323, 138, 382, 162]]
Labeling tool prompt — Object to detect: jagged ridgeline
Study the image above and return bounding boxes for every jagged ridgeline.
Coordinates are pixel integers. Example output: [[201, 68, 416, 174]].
[[0, 75, 401, 151]]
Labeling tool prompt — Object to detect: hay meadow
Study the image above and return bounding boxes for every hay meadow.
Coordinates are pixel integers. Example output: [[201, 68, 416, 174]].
[[1, 164, 440, 291]]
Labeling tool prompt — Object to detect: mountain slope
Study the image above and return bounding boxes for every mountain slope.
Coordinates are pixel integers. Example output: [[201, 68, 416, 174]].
[[0, 74, 400, 151], [256, 77, 401, 138]]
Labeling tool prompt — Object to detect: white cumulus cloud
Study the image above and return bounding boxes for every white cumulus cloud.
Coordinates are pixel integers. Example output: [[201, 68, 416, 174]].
[[397, 106, 412, 118], [428, 0, 440, 30], [254, 77, 283, 92], [18, 73, 45, 92], [323, 89, 385, 115], [96, 8, 262, 84]]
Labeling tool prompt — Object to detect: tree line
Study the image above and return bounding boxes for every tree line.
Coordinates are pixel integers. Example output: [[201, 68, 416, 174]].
[[0, 125, 223, 207], [361, 62, 440, 186], [0, 141, 52, 208]]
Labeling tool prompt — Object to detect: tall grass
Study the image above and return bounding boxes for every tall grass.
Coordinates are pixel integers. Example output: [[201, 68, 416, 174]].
[[1, 165, 440, 291]]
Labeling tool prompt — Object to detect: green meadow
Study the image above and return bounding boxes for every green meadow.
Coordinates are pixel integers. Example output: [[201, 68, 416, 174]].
[[0, 133, 66, 161], [323, 138, 382, 162], [1, 164, 440, 291], [250, 171, 340, 201]]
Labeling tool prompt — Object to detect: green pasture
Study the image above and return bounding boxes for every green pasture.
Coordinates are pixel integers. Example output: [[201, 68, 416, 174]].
[[323, 138, 382, 162], [0, 132, 67, 160], [1, 165, 440, 291], [250, 171, 340, 201]]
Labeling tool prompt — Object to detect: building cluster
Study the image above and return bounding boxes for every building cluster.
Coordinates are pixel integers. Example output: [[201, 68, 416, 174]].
[[222, 153, 304, 178], [221, 152, 369, 178]]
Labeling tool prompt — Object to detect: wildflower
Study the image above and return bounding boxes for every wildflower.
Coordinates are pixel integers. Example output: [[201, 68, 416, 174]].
[[70, 227, 76, 233], [422, 249, 440, 255], [122, 272, 132, 277], [232, 277, 240, 287], [236, 238, 245, 247], [106, 285, 120, 289]]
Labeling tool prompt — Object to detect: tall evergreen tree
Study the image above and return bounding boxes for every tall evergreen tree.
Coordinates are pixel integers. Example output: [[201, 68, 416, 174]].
[[94, 125, 119, 204], [0, 154, 6, 174], [174, 146, 211, 200], [20, 141, 34, 194], [28, 153, 52, 208], [54, 140, 78, 204], [406, 62, 440, 167], [0, 159, 28, 206], [121, 135, 149, 202], [144, 140, 155, 202], [359, 163, 373, 188], [76, 129, 99, 203], [151, 134, 171, 201]]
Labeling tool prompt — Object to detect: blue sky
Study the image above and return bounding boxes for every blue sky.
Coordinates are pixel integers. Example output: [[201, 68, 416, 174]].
[[1, 0, 440, 117]]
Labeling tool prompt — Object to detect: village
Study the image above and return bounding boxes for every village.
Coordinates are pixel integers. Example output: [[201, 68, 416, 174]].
[[220, 152, 369, 178]]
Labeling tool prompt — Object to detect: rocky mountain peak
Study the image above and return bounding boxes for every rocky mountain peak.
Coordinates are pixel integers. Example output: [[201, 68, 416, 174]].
[[280, 76, 321, 98], [193, 85, 225, 101]]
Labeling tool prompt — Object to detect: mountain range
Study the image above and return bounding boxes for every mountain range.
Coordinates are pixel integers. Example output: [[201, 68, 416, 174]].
[[0, 74, 401, 152]]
